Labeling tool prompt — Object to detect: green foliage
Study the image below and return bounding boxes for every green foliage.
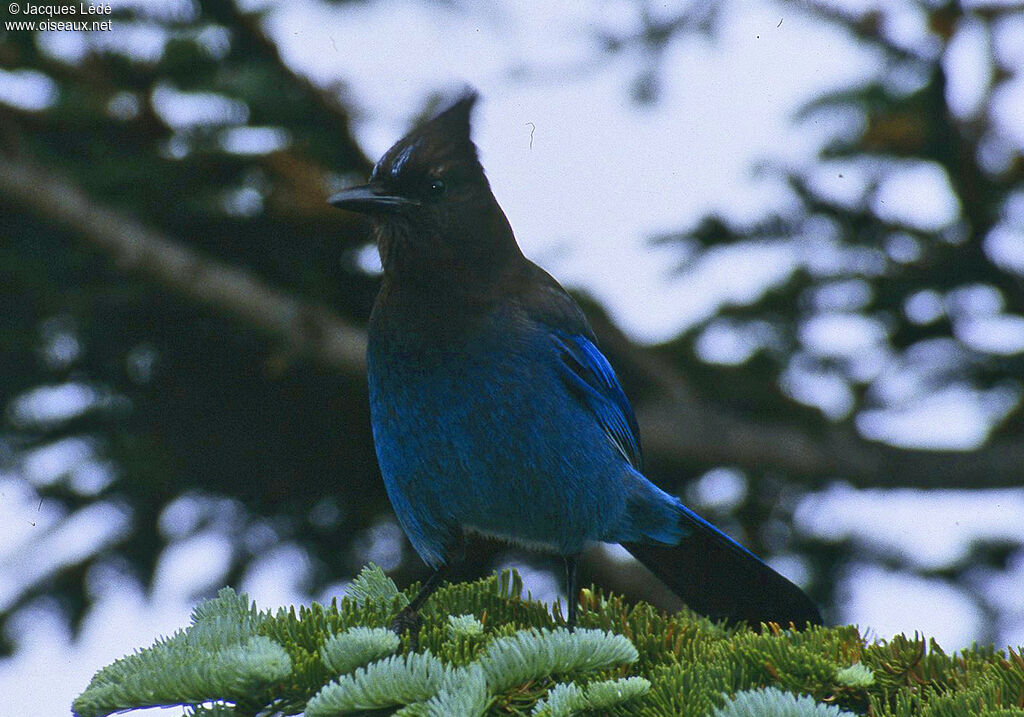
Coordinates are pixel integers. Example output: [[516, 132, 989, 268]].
[[835, 663, 874, 687], [713, 687, 854, 717], [448, 613, 486, 638], [346, 564, 410, 609], [396, 664, 491, 717], [73, 588, 290, 717], [320, 626, 401, 676], [73, 567, 1024, 717], [532, 676, 651, 716], [187, 705, 242, 717], [306, 651, 452, 715], [477, 626, 638, 693]]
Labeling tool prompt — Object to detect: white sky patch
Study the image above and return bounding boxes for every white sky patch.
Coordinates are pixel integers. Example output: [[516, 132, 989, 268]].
[[0, 478, 63, 561], [597, 542, 636, 565], [868, 338, 967, 405], [0, 69, 58, 111], [993, 12, 1024, 69], [35, 28, 90, 64], [21, 437, 96, 487], [904, 289, 945, 324], [159, 493, 209, 539], [813, 279, 874, 312], [798, 485, 1024, 573], [886, 231, 924, 263], [955, 314, 1024, 355], [970, 551, 1024, 648], [222, 186, 264, 216], [985, 224, 1024, 276], [493, 557, 563, 610], [979, 132, 1019, 175], [151, 83, 249, 129], [947, 282, 1004, 316], [799, 313, 888, 358], [838, 564, 982, 650], [1001, 617, 1024, 655], [157, 494, 246, 541], [781, 361, 855, 419], [687, 467, 748, 512], [857, 383, 1019, 450], [112, 0, 198, 22], [90, 20, 169, 63], [35, 18, 170, 64], [219, 126, 291, 155], [68, 460, 117, 497], [641, 240, 799, 330], [852, 347, 892, 385], [804, 160, 874, 209], [944, 17, 993, 120], [196, 24, 232, 59], [151, 532, 234, 603], [0, 502, 131, 612], [695, 320, 767, 365], [8, 382, 99, 428], [241, 543, 313, 608], [766, 553, 812, 590], [973, 550, 1024, 614], [354, 243, 384, 276], [0, 604, 74, 717], [881, 2, 938, 58], [351, 520, 406, 572], [871, 162, 962, 232]]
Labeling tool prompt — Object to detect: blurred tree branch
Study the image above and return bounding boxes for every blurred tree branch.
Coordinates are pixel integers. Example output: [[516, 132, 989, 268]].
[[4, 153, 1022, 491], [638, 400, 1024, 489], [0, 155, 366, 375]]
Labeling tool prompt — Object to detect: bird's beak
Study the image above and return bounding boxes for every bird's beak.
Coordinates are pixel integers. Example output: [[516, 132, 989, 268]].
[[327, 183, 417, 214]]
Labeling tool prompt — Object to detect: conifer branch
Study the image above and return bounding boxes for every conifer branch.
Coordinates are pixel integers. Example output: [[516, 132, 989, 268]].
[[71, 566, 1024, 717]]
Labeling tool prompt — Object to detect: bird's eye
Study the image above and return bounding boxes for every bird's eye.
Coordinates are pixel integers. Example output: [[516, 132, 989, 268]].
[[428, 178, 447, 197]]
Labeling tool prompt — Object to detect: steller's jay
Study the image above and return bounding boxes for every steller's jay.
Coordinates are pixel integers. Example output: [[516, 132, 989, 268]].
[[329, 92, 822, 634]]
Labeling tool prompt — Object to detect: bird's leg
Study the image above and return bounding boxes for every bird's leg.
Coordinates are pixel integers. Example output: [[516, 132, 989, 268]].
[[565, 555, 580, 631], [391, 566, 449, 646]]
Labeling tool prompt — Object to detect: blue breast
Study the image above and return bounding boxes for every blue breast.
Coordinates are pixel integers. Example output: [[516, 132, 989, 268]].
[[367, 307, 632, 566]]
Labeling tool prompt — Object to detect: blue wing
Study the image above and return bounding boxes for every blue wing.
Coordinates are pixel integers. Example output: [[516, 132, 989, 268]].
[[550, 330, 643, 470]]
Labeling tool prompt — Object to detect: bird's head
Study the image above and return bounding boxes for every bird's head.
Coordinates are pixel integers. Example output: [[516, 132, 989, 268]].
[[329, 91, 520, 290]]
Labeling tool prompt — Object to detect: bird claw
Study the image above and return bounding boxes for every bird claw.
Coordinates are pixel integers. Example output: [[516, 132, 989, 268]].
[[390, 606, 423, 650]]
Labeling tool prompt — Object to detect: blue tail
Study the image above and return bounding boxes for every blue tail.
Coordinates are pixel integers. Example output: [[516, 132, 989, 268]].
[[623, 501, 823, 627]]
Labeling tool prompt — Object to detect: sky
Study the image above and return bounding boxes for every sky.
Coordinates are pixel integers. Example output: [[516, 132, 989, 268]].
[[2, 0, 1024, 715], [267, 0, 876, 341]]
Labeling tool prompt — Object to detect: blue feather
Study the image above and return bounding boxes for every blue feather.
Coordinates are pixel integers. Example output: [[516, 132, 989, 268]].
[[550, 330, 643, 470]]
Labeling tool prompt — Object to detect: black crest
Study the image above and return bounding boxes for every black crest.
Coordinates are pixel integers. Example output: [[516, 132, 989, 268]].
[[372, 90, 483, 185]]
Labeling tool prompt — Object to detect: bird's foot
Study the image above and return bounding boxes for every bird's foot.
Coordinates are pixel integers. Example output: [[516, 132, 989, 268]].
[[567, 598, 578, 633], [390, 606, 423, 650]]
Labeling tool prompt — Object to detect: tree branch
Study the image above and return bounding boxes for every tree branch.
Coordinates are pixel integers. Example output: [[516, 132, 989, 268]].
[[3, 155, 1021, 490], [637, 400, 1024, 489], [0, 156, 366, 376]]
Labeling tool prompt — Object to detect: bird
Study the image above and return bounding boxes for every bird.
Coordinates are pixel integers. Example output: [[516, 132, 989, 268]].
[[328, 91, 822, 634]]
